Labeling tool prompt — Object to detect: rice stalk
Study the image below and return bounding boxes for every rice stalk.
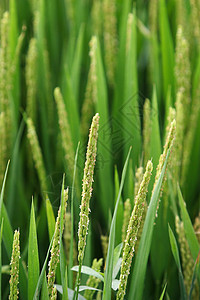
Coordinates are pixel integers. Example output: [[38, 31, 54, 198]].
[[152, 119, 176, 216], [175, 216, 199, 298], [143, 98, 151, 166], [54, 87, 75, 180], [9, 230, 20, 300], [0, 11, 11, 160], [63, 212, 77, 266], [102, 0, 117, 86], [76, 113, 99, 298], [117, 160, 153, 300], [26, 38, 38, 123], [193, 213, 200, 244], [173, 91, 184, 182], [91, 0, 102, 36], [134, 167, 144, 200], [181, 83, 200, 185], [47, 188, 68, 297], [26, 117, 48, 196], [175, 25, 191, 132], [80, 64, 95, 144], [50, 286, 57, 300], [190, 0, 200, 46], [121, 198, 131, 244]]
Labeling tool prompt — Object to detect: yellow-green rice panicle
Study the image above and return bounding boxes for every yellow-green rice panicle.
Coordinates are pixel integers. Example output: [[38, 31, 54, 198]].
[[164, 107, 176, 142], [176, 0, 188, 35], [63, 211, 77, 266], [173, 91, 184, 182], [181, 82, 200, 185], [163, 107, 176, 181], [162, 107, 176, 216], [54, 87, 75, 178], [91, 0, 102, 36], [121, 198, 132, 243], [9, 230, 20, 300], [175, 216, 199, 298], [78, 113, 99, 263], [190, 0, 200, 47], [84, 258, 103, 300], [80, 36, 99, 144], [100, 235, 108, 264], [134, 201, 148, 255], [12, 25, 26, 80], [0, 11, 10, 112], [47, 188, 68, 296], [175, 26, 191, 131], [143, 99, 151, 166], [50, 286, 57, 300], [193, 213, 200, 244], [0, 11, 12, 161], [26, 38, 38, 123], [63, 212, 71, 265], [149, 0, 158, 34], [80, 63, 95, 144], [152, 119, 176, 215], [26, 117, 48, 196], [117, 160, 153, 300], [134, 167, 144, 200], [102, 0, 117, 86]]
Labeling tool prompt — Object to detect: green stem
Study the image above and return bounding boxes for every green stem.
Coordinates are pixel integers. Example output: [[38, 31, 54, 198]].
[[74, 260, 82, 300]]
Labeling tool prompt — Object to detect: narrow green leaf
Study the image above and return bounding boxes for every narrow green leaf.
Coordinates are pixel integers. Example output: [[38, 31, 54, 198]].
[[159, 0, 174, 97], [2, 204, 13, 257], [46, 198, 56, 241], [0, 161, 10, 221], [114, 167, 123, 245], [59, 175, 68, 300], [113, 258, 122, 280], [113, 243, 123, 272], [69, 142, 80, 288], [159, 283, 167, 300], [71, 25, 84, 101], [112, 279, 120, 291], [71, 265, 104, 282], [150, 87, 162, 168], [178, 185, 199, 261], [129, 150, 170, 299], [168, 225, 187, 300], [41, 272, 49, 300], [33, 236, 53, 300], [55, 285, 86, 300], [123, 9, 141, 172], [103, 147, 132, 300], [94, 36, 113, 222], [78, 286, 102, 292], [189, 251, 200, 300], [28, 200, 40, 300]]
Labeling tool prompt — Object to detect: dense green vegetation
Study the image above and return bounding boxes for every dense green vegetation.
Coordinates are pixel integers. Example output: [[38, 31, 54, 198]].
[[0, 0, 200, 299]]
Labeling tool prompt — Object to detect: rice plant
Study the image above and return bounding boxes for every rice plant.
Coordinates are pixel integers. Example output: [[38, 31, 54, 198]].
[[0, 0, 200, 299]]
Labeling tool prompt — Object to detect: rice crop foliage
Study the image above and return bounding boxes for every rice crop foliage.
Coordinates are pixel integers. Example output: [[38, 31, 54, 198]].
[[0, 0, 200, 299]]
